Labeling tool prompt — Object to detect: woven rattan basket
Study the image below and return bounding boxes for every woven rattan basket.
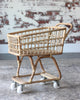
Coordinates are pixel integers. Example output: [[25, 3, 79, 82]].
[[7, 23, 72, 56]]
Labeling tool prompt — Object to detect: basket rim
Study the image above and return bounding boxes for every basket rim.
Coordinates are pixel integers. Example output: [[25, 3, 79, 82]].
[[7, 26, 66, 38]]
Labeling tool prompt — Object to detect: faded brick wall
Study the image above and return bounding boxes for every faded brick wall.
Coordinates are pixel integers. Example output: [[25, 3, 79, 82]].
[[0, 0, 80, 44]]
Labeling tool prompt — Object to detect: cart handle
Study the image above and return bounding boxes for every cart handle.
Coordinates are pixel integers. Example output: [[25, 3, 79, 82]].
[[55, 23, 72, 39]]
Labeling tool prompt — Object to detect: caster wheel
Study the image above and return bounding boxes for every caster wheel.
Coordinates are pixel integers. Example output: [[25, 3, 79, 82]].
[[17, 85, 23, 94], [10, 82, 17, 90], [53, 80, 60, 88], [40, 77, 47, 84], [41, 77, 47, 80]]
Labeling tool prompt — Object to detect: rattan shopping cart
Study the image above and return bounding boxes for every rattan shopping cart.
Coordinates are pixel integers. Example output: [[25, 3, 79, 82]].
[[7, 23, 72, 93]]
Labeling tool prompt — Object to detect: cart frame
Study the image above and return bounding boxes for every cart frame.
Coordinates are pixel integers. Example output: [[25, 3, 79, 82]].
[[7, 23, 72, 93]]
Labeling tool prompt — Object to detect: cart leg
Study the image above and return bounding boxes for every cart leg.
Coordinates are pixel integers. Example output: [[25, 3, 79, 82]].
[[16, 56, 23, 76], [10, 56, 24, 91], [51, 56, 62, 80], [29, 56, 36, 83], [37, 56, 47, 84], [38, 56, 46, 73], [51, 56, 61, 88]]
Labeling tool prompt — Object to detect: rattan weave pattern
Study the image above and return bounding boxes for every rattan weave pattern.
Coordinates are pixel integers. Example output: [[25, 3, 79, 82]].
[[7, 23, 72, 56]]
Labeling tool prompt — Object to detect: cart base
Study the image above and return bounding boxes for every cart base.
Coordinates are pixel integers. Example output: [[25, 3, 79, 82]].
[[12, 72, 60, 85]]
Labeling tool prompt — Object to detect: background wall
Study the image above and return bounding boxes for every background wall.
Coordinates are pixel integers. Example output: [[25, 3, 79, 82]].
[[0, 0, 80, 53]]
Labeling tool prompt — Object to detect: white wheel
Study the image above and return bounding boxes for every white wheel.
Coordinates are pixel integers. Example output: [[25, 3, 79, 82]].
[[10, 82, 17, 90], [17, 85, 23, 94], [53, 80, 60, 88], [40, 77, 47, 80], [40, 77, 47, 84]]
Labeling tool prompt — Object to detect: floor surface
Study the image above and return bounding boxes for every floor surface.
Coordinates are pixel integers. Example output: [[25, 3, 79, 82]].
[[0, 56, 80, 100]]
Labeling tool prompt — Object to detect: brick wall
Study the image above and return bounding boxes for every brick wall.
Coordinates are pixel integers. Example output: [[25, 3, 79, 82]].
[[0, 0, 80, 44]]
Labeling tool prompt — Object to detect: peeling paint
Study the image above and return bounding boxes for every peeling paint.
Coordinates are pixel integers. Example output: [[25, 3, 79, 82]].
[[0, 0, 80, 44]]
